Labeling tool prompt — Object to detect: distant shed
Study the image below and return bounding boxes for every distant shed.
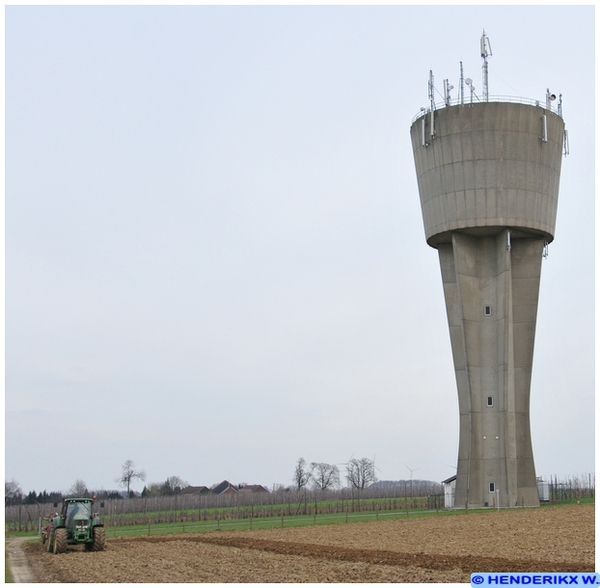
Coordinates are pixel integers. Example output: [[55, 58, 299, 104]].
[[537, 477, 550, 502], [442, 475, 457, 509]]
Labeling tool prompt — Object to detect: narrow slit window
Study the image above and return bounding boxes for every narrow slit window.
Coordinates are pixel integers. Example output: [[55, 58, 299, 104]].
[[484, 305, 492, 317], [489, 482, 496, 493], [487, 396, 493, 407]]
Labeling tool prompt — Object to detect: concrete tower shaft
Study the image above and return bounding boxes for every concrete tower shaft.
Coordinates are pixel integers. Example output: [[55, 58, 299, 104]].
[[410, 101, 565, 508]]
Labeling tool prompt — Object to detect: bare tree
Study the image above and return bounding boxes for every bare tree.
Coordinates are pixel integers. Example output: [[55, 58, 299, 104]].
[[5, 479, 23, 506], [310, 462, 340, 490], [141, 482, 162, 498], [141, 476, 188, 497], [68, 479, 89, 497], [346, 457, 377, 490], [293, 458, 313, 491], [160, 476, 188, 495], [117, 459, 146, 497]]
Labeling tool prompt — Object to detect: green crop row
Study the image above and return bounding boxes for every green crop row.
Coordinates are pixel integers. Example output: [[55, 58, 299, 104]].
[[5, 497, 592, 538]]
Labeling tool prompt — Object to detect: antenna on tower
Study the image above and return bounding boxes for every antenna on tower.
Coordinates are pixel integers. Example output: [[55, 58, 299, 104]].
[[443, 79, 454, 106], [428, 70, 436, 111], [546, 88, 557, 111], [558, 94, 563, 117], [427, 70, 436, 140], [465, 77, 477, 103], [480, 30, 492, 101]]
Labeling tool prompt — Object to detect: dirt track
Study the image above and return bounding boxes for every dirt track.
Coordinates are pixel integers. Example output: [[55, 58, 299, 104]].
[[6, 536, 37, 583], [23, 504, 594, 583]]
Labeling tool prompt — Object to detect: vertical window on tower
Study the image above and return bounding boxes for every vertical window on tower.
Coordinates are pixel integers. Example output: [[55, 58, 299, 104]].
[[487, 396, 493, 407], [489, 482, 496, 493], [484, 305, 492, 317]]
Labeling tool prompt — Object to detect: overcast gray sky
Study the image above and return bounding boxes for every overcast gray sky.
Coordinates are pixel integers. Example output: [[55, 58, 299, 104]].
[[6, 5, 594, 495]]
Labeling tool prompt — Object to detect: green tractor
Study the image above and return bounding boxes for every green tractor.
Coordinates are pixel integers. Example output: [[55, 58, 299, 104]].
[[43, 497, 105, 554]]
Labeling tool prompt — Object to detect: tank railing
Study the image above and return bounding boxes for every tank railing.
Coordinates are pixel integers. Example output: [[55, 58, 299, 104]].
[[411, 94, 562, 124]]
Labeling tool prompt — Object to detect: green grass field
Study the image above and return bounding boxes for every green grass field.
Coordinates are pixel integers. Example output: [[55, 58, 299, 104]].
[[5, 551, 14, 583], [7, 497, 593, 540]]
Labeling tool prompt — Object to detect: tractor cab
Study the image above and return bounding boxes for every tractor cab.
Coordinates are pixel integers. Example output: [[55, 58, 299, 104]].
[[63, 499, 94, 541]]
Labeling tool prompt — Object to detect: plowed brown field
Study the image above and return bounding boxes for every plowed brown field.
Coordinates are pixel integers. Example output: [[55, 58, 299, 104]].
[[24, 504, 594, 583]]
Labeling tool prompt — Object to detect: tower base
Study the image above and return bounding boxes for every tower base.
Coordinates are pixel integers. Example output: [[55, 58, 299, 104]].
[[438, 229, 541, 509]]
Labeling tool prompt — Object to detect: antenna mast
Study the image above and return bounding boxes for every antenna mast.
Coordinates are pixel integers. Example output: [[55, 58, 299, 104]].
[[443, 79, 453, 106], [428, 70, 436, 111], [480, 30, 492, 101]]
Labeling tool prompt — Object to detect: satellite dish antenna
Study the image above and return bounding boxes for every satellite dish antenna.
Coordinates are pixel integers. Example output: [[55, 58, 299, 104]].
[[465, 78, 477, 102]]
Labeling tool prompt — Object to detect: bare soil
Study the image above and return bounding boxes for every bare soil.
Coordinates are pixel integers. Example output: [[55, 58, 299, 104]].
[[23, 504, 594, 583]]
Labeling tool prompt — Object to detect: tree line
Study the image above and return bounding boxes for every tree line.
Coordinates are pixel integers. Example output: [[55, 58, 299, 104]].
[[12, 457, 592, 510], [5, 460, 149, 506], [292, 457, 377, 491], [5, 457, 379, 506]]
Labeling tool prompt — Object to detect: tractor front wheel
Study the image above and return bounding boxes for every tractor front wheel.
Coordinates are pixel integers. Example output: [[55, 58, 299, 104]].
[[53, 528, 67, 554], [91, 526, 105, 551]]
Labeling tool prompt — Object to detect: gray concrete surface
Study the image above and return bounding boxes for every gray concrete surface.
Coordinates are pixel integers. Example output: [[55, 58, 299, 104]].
[[411, 101, 565, 508]]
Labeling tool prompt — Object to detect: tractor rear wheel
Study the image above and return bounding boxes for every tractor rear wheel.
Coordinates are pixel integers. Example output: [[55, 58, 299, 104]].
[[53, 528, 67, 554], [91, 526, 105, 551], [46, 529, 54, 552]]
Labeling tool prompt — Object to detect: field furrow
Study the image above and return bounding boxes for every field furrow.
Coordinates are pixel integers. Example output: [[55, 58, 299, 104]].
[[23, 503, 594, 583]]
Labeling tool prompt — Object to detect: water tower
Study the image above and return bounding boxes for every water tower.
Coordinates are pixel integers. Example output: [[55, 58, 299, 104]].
[[410, 32, 567, 508]]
